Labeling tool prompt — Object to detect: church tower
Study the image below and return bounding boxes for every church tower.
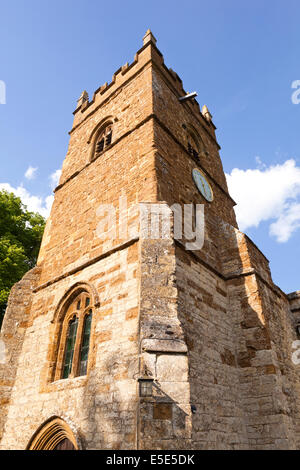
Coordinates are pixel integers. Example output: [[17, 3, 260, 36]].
[[1, 31, 300, 450]]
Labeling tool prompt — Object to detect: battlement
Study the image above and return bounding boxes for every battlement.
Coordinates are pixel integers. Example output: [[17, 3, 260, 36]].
[[72, 30, 214, 132], [288, 291, 300, 313]]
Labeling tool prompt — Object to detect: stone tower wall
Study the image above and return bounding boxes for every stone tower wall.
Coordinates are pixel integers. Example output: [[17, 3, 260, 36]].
[[0, 34, 159, 450], [0, 31, 299, 450]]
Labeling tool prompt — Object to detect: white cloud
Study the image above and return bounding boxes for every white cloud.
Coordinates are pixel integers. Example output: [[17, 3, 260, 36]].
[[269, 203, 300, 242], [0, 183, 53, 218], [255, 156, 266, 170], [226, 159, 300, 243], [49, 169, 61, 190], [25, 166, 38, 180], [0, 167, 63, 219]]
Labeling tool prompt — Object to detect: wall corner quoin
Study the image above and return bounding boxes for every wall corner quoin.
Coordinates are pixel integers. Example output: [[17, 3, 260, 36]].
[[1, 265, 42, 332], [0, 265, 41, 445], [137, 225, 192, 448]]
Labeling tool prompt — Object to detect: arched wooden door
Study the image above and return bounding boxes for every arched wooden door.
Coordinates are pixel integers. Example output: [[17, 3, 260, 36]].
[[54, 438, 76, 450], [27, 417, 79, 450]]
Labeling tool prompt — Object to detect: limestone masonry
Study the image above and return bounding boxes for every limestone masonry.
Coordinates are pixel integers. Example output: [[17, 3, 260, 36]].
[[1, 30, 300, 450]]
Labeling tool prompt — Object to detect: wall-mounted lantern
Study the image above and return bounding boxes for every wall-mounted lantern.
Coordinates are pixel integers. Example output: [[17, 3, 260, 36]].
[[138, 376, 154, 397]]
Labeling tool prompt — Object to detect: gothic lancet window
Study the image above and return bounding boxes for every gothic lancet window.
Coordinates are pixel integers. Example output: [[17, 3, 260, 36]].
[[56, 292, 94, 381], [93, 124, 113, 160]]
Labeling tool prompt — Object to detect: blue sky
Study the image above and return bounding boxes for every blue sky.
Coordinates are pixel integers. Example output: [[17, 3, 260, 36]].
[[0, 0, 299, 293]]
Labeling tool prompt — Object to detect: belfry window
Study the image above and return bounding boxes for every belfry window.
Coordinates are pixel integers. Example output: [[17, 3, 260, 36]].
[[183, 125, 205, 162], [94, 124, 113, 160], [56, 292, 94, 380], [187, 132, 200, 160]]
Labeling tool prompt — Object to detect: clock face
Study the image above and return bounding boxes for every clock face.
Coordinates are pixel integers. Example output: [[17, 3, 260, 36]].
[[192, 168, 214, 202]]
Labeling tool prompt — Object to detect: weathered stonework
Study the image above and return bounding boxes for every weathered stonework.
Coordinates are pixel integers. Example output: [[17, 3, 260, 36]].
[[0, 31, 299, 450]]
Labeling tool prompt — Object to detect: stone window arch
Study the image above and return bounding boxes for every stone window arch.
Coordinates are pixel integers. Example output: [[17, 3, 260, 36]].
[[48, 283, 99, 383], [27, 417, 79, 450], [56, 292, 93, 380], [92, 122, 113, 160]]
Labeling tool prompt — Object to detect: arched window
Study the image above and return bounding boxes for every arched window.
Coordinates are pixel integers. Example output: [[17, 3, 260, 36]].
[[93, 124, 113, 160], [187, 132, 200, 160], [183, 125, 205, 162], [56, 292, 94, 380]]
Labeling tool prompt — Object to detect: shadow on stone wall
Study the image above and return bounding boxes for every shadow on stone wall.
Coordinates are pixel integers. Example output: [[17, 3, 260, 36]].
[[175, 214, 300, 450], [79, 349, 139, 450], [139, 380, 191, 450]]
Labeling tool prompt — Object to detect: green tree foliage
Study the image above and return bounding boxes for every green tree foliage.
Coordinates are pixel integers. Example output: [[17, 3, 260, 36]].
[[0, 190, 46, 328]]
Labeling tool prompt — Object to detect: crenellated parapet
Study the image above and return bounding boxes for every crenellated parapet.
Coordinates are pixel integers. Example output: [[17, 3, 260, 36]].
[[288, 291, 300, 323], [71, 30, 215, 137]]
